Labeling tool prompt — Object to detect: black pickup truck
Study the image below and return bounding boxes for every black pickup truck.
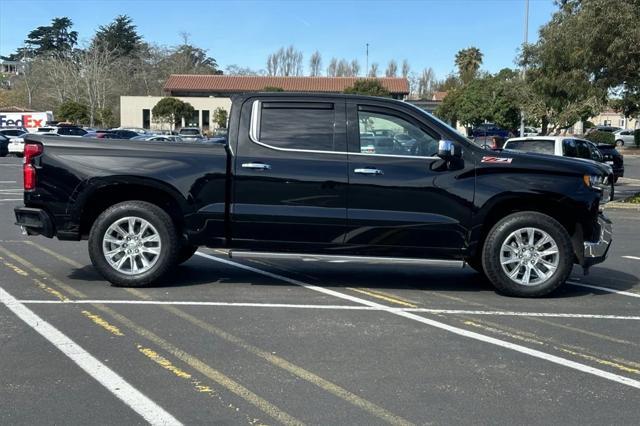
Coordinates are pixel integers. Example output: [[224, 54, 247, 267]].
[[15, 93, 612, 297]]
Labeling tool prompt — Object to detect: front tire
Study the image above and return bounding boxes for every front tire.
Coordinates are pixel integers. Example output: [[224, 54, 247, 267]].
[[615, 139, 624, 147], [88, 201, 179, 287], [482, 212, 573, 297]]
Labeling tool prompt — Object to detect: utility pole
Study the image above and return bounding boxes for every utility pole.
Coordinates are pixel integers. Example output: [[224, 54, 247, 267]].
[[520, 0, 529, 137], [366, 43, 369, 76]]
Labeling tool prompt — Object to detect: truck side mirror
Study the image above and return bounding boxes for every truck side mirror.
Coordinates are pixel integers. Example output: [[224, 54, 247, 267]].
[[438, 140, 461, 159]]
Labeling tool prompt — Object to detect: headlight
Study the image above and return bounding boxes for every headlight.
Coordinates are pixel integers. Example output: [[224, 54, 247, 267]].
[[583, 174, 612, 203]]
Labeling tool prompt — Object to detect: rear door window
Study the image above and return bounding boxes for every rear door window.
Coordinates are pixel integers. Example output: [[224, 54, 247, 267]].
[[258, 102, 337, 151], [505, 139, 555, 154]]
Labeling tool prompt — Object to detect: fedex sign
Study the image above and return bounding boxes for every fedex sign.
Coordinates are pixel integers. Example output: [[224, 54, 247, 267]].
[[0, 111, 53, 131]]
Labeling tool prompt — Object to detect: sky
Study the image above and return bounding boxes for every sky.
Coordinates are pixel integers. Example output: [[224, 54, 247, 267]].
[[0, 0, 557, 79]]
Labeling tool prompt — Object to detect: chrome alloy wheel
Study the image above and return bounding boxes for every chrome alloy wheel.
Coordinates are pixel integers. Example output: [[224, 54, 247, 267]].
[[102, 216, 162, 275], [499, 227, 559, 286]]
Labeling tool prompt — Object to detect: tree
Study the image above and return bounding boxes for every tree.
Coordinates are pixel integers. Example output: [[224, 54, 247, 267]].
[[350, 59, 360, 77], [152, 97, 194, 130], [165, 33, 221, 75], [368, 63, 379, 77], [326, 58, 338, 77], [401, 60, 410, 79], [343, 79, 391, 97], [265, 46, 303, 76], [263, 86, 284, 92], [336, 59, 350, 77], [385, 60, 397, 77], [57, 100, 89, 124], [416, 67, 436, 99], [455, 47, 483, 84], [25, 17, 78, 56], [92, 15, 142, 58], [213, 107, 228, 128], [309, 51, 322, 76], [524, 0, 640, 123], [436, 69, 522, 131], [225, 64, 262, 75]]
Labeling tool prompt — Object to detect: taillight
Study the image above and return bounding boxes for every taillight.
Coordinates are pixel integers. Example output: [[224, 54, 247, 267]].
[[23, 143, 43, 191]]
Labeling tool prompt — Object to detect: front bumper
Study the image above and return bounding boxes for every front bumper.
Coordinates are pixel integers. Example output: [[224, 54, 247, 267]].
[[14, 207, 55, 238], [583, 214, 612, 268]]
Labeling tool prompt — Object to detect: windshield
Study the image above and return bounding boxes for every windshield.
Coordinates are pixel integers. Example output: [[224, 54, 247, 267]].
[[505, 139, 555, 154]]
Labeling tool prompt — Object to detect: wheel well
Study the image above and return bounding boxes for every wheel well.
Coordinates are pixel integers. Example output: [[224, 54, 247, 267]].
[[79, 184, 184, 238], [471, 198, 579, 259]]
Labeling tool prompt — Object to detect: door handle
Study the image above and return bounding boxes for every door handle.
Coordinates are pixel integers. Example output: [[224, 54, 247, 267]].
[[242, 162, 271, 171], [354, 167, 383, 176]]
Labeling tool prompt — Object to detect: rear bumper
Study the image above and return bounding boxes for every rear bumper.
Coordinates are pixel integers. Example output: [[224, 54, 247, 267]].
[[582, 214, 612, 268], [14, 207, 55, 238]]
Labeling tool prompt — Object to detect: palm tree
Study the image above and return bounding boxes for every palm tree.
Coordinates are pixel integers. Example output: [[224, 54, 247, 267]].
[[455, 47, 483, 84]]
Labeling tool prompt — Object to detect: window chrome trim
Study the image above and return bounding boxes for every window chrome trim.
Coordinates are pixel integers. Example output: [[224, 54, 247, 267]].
[[248, 99, 441, 160]]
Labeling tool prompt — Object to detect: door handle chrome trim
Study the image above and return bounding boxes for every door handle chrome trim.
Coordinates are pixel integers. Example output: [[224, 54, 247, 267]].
[[242, 162, 271, 170], [354, 168, 383, 175]]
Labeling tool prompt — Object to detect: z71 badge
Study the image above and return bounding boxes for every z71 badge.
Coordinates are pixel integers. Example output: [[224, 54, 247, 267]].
[[481, 156, 513, 164]]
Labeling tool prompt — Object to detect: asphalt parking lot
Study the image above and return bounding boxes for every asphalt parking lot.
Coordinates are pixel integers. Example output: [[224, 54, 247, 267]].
[[1, 154, 639, 425]]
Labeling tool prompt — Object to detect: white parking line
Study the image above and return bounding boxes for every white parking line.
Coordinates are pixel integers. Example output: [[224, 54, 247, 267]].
[[0, 199, 22, 202], [195, 251, 640, 390], [0, 286, 182, 425], [0, 180, 17, 183], [568, 280, 640, 299], [622, 256, 640, 261], [15, 299, 640, 321], [0, 189, 22, 192]]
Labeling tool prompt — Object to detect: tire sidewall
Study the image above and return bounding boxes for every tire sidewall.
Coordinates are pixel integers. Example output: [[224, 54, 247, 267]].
[[482, 212, 573, 297], [88, 201, 178, 287]]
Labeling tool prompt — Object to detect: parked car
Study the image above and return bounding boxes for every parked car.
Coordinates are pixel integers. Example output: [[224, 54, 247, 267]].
[[15, 93, 613, 298], [34, 126, 88, 137], [471, 123, 512, 139], [0, 134, 9, 157], [587, 125, 621, 134], [503, 136, 616, 192], [130, 135, 184, 142], [523, 127, 540, 137], [596, 144, 624, 182], [8, 133, 27, 156], [98, 129, 141, 139], [612, 129, 635, 147], [178, 127, 204, 142], [0, 127, 28, 137]]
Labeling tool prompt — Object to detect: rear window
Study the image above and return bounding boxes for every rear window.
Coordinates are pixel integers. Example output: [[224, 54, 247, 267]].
[[37, 127, 54, 132], [0, 129, 25, 136], [179, 129, 200, 136], [505, 139, 555, 154]]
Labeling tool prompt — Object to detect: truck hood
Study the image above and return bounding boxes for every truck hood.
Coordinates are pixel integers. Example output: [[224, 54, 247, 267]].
[[496, 149, 611, 177]]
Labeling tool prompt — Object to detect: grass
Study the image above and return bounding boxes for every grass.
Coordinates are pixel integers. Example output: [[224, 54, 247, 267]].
[[621, 192, 640, 204]]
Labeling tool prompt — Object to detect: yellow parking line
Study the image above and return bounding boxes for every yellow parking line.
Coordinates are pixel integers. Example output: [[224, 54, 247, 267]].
[[348, 287, 417, 308], [23, 240, 84, 269], [33, 278, 69, 302], [82, 310, 125, 337], [138, 345, 192, 379], [127, 288, 414, 426], [0, 244, 303, 426], [24, 240, 416, 425], [464, 318, 640, 376], [557, 348, 640, 375], [0, 256, 29, 276]]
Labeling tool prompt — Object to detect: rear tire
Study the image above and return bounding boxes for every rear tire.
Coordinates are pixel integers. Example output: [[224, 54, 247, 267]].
[[88, 201, 179, 287], [177, 244, 198, 265], [615, 139, 624, 147], [482, 212, 573, 297]]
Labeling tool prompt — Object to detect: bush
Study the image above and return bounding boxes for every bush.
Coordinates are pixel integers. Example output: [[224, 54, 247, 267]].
[[584, 130, 615, 145], [635, 129, 640, 147]]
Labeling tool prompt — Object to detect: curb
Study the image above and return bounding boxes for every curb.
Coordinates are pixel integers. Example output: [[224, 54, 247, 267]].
[[605, 202, 640, 211]]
